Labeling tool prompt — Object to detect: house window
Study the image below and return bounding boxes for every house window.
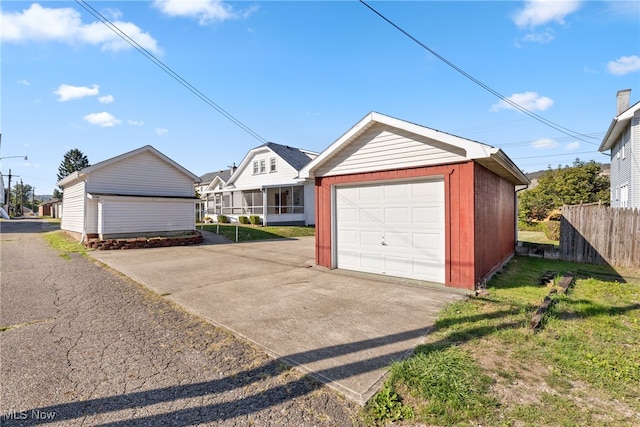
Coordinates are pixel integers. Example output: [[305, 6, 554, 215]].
[[622, 142, 626, 160], [253, 161, 259, 175], [260, 159, 266, 174], [620, 184, 629, 208], [269, 157, 277, 172], [266, 186, 304, 215]]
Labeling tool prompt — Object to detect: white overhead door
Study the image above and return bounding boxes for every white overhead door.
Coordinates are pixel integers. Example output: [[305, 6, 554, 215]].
[[335, 179, 445, 283]]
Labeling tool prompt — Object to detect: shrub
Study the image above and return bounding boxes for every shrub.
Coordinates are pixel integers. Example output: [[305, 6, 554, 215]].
[[249, 215, 261, 225], [543, 220, 560, 241], [217, 215, 229, 224], [238, 216, 250, 225], [518, 220, 544, 232]]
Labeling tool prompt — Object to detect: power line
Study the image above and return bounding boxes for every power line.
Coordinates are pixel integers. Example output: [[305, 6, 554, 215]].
[[74, 0, 267, 144], [359, 1, 601, 146]]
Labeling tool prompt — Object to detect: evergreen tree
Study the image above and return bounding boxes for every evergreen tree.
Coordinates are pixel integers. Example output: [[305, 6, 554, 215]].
[[56, 149, 90, 196]]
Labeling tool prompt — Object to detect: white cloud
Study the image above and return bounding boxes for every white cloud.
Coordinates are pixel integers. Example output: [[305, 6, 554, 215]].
[[1, 3, 160, 54], [83, 112, 121, 127], [98, 95, 114, 104], [513, 0, 581, 29], [522, 28, 555, 44], [566, 141, 580, 151], [155, 128, 169, 135], [607, 55, 640, 75], [490, 91, 554, 112], [153, 0, 257, 25], [54, 84, 99, 102], [17, 78, 30, 86], [531, 138, 559, 149], [128, 119, 144, 126]]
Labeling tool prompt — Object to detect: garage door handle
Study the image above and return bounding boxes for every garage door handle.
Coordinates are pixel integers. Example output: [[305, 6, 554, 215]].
[[381, 237, 387, 246]]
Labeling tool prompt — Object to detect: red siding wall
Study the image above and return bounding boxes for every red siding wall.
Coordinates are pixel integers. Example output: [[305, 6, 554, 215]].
[[314, 162, 478, 290], [473, 163, 517, 285]]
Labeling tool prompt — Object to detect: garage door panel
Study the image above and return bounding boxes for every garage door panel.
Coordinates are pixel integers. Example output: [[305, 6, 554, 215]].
[[359, 185, 382, 201], [412, 206, 442, 224], [383, 183, 410, 199], [360, 231, 381, 247], [384, 231, 411, 249], [359, 208, 383, 225], [335, 178, 445, 283], [384, 207, 409, 223]]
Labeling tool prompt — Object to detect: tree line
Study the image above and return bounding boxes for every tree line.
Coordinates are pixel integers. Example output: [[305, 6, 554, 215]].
[[518, 159, 610, 222], [4, 149, 89, 217]]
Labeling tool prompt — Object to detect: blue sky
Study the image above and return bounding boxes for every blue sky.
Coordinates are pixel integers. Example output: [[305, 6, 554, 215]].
[[2, 0, 639, 195]]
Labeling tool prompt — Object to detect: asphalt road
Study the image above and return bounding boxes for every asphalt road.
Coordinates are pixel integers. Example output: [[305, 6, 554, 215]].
[[0, 219, 362, 426]]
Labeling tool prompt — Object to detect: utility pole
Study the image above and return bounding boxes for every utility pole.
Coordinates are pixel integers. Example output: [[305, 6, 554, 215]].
[[6, 169, 11, 216]]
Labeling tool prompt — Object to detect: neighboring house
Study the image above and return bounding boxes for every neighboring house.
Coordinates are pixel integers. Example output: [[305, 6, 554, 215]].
[[57, 145, 201, 241], [598, 89, 640, 208], [209, 142, 318, 226], [299, 112, 530, 291], [197, 167, 234, 220]]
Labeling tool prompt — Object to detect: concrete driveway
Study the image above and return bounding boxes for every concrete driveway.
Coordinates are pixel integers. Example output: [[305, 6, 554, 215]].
[[91, 232, 468, 404]]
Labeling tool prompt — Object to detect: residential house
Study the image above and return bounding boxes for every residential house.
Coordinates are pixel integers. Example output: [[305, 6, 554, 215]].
[[299, 112, 530, 291], [209, 142, 317, 226], [598, 89, 640, 208], [197, 167, 234, 221], [58, 145, 201, 241]]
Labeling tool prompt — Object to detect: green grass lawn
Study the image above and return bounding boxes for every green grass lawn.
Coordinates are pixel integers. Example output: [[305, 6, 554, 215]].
[[518, 230, 559, 246], [364, 257, 640, 426], [43, 230, 87, 259], [199, 224, 315, 242]]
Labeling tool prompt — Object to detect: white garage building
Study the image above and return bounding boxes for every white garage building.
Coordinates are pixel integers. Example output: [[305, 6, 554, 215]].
[[58, 145, 200, 241]]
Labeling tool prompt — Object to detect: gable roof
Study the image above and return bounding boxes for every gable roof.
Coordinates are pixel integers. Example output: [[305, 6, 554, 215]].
[[57, 145, 201, 188], [598, 100, 640, 152], [200, 168, 234, 195], [199, 169, 233, 186], [226, 142, 317, 186], [299, 112, 529, 186]]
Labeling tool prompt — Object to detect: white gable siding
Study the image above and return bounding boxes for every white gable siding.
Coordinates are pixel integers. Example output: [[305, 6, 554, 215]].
[[61, 181, 85, 234], [87, 151, 194, 197], [232, 152, 302, 190], [86, 199, 99, 234], [99, 198, 195, 237], [632, 117, 640, 208], [314, 123, 467, 177]]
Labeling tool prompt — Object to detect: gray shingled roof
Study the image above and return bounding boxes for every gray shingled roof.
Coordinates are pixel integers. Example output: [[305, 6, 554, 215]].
[[199, 168, 232, 185], [265, 142, 313, 171]]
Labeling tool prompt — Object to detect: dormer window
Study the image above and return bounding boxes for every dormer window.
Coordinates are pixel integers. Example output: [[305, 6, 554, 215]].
[[270, 157, 277, 172], [260, 159, 266, 174], [253, 161, 259, 175]]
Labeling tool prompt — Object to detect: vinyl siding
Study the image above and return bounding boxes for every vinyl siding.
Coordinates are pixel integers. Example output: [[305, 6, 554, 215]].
[[232, 151, 302, 190], [87, 151, 194, 197], [314, 123, 467, 177], [304, 180, 315, 225], [611, 123, 634, 208], [61, 181, 85, 233], [632, 117, 640, 208], [100, 197, 195, 236]]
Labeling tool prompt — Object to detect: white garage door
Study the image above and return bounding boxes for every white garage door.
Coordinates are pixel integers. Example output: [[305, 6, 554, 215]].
[[335, 178, 445, 283]]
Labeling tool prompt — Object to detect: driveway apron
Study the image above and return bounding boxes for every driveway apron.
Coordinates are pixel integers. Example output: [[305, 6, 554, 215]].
[[91, 232, 468, 404]]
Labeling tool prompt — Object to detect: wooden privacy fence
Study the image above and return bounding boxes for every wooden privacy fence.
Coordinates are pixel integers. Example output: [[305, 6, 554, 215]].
[[560, 205, 640, 268]]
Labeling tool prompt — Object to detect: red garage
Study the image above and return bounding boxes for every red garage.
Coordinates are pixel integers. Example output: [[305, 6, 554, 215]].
[[299, 112, 530, 291]]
